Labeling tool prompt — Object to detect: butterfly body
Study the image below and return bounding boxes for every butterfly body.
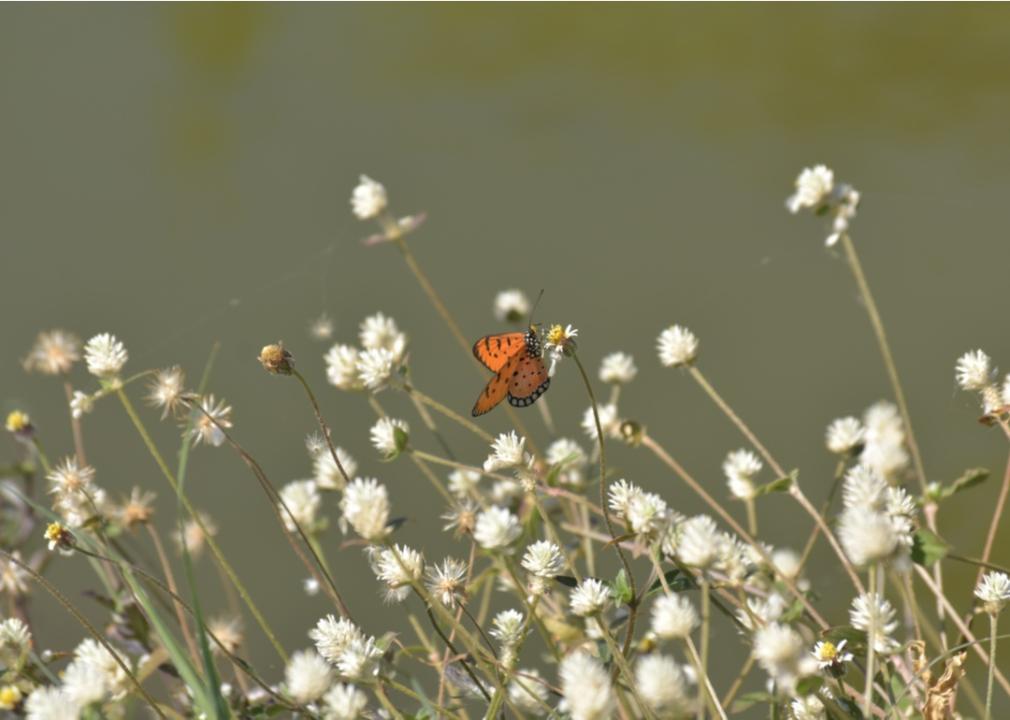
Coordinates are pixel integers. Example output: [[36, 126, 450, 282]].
[[472, 328, 550, 416]]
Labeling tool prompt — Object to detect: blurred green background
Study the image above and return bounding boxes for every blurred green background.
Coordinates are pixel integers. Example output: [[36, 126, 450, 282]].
[[4, 3, 1010, 710]]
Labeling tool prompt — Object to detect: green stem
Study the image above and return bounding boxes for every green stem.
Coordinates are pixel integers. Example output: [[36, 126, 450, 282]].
[[864, 566, 877, 719], [115, 388, 288, 662], [987, 613, 998, 720]]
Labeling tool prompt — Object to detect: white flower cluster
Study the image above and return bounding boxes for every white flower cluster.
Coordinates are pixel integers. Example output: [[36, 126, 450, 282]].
[[310, 614, 382, 680], [837, 464, 915, 568], [785, 164, 860, 247], [324, 313, 408, 392]]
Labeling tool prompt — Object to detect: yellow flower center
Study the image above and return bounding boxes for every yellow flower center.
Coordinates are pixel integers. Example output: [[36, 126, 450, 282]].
[[817, 641, 838, 661], [0, 685, 21, 709], [546, 324, 565, 345], [45, 522, 64, 543], [4, 411, 29, 433]]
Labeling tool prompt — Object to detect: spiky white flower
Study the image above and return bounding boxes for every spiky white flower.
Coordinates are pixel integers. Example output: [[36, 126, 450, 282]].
[[370, 417, 408, 458], [570, 578, 610, 617], [861, 401, 908, 481], [791, 695, 826, 720], [651, 593, 698, 640], [189, 394, 232, 448], [657, 325, 698, 367], [25, 686, 79, 720], [494, 289, 531, 323], [635, 654, 694, 716], [46, 457, 96, 503], [607, 478, 643, 519], [723, 449, 762, 500], [786, 164, 834, 213], [73, 638, 130, 700], [369, 545, 423, 603], [278, 480, 321, 533], [473, 506, 521, 550], [70, 390, 94, 419], [838, 509, 899, 568], [0, 618, 31, 671], [174, 513, 216, 558], [447, 468, 480, 497], [522, 540, 565, 578], [356, 348, 396, 391], [975, 571, 1010, 615], [956, 349, 993, 391], [850, 593, 900, 655], [736, 592, 789, 633], [582, 403, 620, 441], [677, 515, 721, 569], [771, 548, 803, 583], [84, 333, 128, 378], [285, 649, 334, 703], [826, 416, 865, 455], [490, 608, 525, 649], [322, 683, 368, 720], [359, 313, 407, 361], [335, 636, 381, 679], [599, 352, 638, 384], [627, 492, 671, 538], [425, 557, 467, 607], [310, 615, 366, 664], [842, 464, 887, 511], [324, 344, 362, 391], [483, 431, 528, 472], [146, 366, 186, 419], [313, 446, 357, 490], [23, 329, 81, 375], [752, 622, 817, 693], [546, 437, 588, 486], [340, 478, 390, 541], [350, 175, 387, 220], [559, 651, 614, 720], [508, 668, 549, 714]]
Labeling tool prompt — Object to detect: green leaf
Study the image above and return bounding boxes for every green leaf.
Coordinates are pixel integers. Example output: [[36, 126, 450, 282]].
[[753, 470, 797, 497], [554, 575, 578, 588], [795, 675, 824, 696], [911, 528, 950, 567], [779, 596, 807, 624], [730, 691, 775, 713], [938, 468, 989, 500], [610, 569, 633, 605], [646, 570, 695, 597]]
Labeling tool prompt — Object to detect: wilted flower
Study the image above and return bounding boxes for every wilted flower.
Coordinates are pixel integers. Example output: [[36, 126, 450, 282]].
[[70, 390, 94, 419], [285, 649, 334, 703], [340, 478, 390, 542], [174, 513, 217, 558], [308, 313, 334, 341], [23, 329, 80, 375], [259, 343, 294, 375], [351, 175, 387, 220], [84, 333, 128, 378], [208, 616, 243, 655], [657, 325, 698, 367], [116, 487, 156, 529], [473, 506, 521, 550], [494, 289, 531, 323]]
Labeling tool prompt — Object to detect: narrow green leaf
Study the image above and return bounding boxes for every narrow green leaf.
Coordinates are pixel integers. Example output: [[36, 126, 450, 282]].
[[753, 471, 797, 497], [610, 569, 633, 605], [731, 691, 775, 713], [939, 468, 989, 500]]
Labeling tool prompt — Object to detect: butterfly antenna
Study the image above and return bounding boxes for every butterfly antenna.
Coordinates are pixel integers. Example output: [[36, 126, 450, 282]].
[[528, 289, 545, 329]]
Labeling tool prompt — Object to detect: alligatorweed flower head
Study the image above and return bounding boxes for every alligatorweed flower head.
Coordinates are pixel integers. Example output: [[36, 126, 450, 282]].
[[657, 325, 698, 367], [861, 401, 908, 481], [284, 649, 334, 703], [826, 416, 865, 455], [313, 446, 357, 490], [791, 695, 827, 720], [84, 333, 128, 378], [0, 618, 31, 671], [582, 403, 620, 441], [786, 164, 834, 214], [546, 437, 588, 486], [508, 668, 550, 714], [473, 506, 521, 550], [490, 608, 525, 649], [627, 491, 671, 538], [324, 344, 362, 391], [955, 349, 993, 392], [447, 468, 480, 497], [483, 431, 528, 472], [599, 351, 637, 384], [974, 571, 1010, 615], [752, 622, 817, 694], [359, 312, 407, 361], [340, 478, 390, 541], [369, 544, 423, 603], [723, 448, 762, 500], [117, 487, 156, 529], [677, 515, 722, 570], [850, 593, 900, 655], [570, 578, 611, 617], [310, 615, 365, 664], [607, 478, 644, 519], [651, 593, 698, 640], [522, 540, 565, 580], [25, 686, 79, 719], [494, 289, 531, 323], [370, 417, 409, 459], [635, 653, 694, 717], [278, 480, 322, 533], [23, 329, 80, 375], [323, 683, 368, 719], [559, 651, 614, 720], [355, 347, 396, 391], [351, 175, 387, 220], [838, 509, 899, 568], [425, 557, 468, 607], [174, 513, 216, 558]]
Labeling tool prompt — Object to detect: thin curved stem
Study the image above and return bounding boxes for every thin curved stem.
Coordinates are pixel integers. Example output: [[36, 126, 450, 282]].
[[293, 369, 352, 489]]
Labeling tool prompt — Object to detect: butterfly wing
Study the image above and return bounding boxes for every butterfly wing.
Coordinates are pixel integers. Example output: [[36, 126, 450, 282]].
[[473, 332, 526, 373], [472, 353, 522, 416], [507, 356, 551, 408]]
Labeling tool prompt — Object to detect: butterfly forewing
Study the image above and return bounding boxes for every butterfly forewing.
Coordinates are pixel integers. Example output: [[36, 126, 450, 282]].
[[472, 332, 526, 373], [507, 355, 550, 408], [472, 353, 522, 416]]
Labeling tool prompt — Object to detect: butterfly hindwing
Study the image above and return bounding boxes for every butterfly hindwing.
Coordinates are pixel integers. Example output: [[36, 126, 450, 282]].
[[507, 356, 550, 408], [473, 332, 526, 373], [472, 353, 522, 416]]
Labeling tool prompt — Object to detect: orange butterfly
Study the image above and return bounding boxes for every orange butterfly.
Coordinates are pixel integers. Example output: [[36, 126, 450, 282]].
[[471, 327, 551, 416]]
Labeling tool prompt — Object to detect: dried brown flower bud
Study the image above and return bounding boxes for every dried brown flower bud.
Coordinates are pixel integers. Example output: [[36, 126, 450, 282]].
[[258, 343, 294, 375]]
